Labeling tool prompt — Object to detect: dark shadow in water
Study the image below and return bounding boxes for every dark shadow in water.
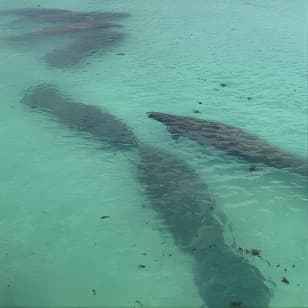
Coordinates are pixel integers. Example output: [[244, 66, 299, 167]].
[[8, 22, 123, 42], [148, 112, 308, 177], [43, 29, 125, 68], [2, 7, 129, 68], [20, 84, 137, 151], [19, 84, 272, 307], [0, 7, 130, 25], [137, 145, 271, 308]]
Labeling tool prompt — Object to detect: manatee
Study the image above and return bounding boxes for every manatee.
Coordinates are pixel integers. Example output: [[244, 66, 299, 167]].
[[21, 84, 137, 150], [43, 29, 125, 68], [19, 86, 272, 306], [138, 145, 271, 307], [8, 22, 123, 42], [2, 8, 129, 68], [148, 112, 308, 177], [0, 8, 130, 25]]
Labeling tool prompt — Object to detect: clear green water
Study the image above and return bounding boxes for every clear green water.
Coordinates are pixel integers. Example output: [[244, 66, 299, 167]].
[[0, 0, 307, 307]]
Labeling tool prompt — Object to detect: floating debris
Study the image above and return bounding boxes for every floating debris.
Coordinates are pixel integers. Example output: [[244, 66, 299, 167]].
[[100, 215, 110, 219], [238, 247, 270, 266], [230, 301, 244, 308], [220, 83, 227, 87], [192, 109, 201, 114], [138, 264, 146, 269], [250, 249, 261, 256], [281, 277, 289, 285], [249, 165, 257, 172], [92, 289, 96, 295], [134, 300, 143, 308]]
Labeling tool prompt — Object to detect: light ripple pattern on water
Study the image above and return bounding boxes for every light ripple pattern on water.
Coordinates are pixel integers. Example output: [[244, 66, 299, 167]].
[[0, 0, 307, 307]]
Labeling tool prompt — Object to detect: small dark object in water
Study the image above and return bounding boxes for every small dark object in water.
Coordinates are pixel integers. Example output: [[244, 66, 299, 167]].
[[247, 97, 252, 100], [193, 110, 201, 114], [292, 264, 295, 268], [238, 247, 261, 258], [220, 83, 227, 87], [281, 277, 289, 285], [230, 301, 244, 308], [168, 253, 172, 256], [116, 52, 125, 55], [141, 252, 147, 256], [276, 264, 280, 268], [238, 247, 244, 254], [134, 300, 143, 308], [92, 289, 96, 295], [198, 101, 203, 105], [249, 165, 257, 172], [251, 249, 261, 256], [284, 268, 287, 272], [138, 264, 146, 269], [100, 215, 110, 219]]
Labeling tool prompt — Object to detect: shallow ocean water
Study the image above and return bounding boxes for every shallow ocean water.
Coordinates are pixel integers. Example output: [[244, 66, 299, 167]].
[[0, 0, 307, 307]]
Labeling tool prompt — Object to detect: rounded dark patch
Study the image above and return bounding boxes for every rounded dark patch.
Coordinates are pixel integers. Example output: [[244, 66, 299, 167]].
[[249, 165, 257, 172], [100, 215, 110, 219], [281, 277, 289, 284], [230, 301, 244, 308]]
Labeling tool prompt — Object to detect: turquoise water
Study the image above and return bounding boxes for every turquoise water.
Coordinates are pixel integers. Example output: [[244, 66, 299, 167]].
[[0, 0, 307, 307]]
